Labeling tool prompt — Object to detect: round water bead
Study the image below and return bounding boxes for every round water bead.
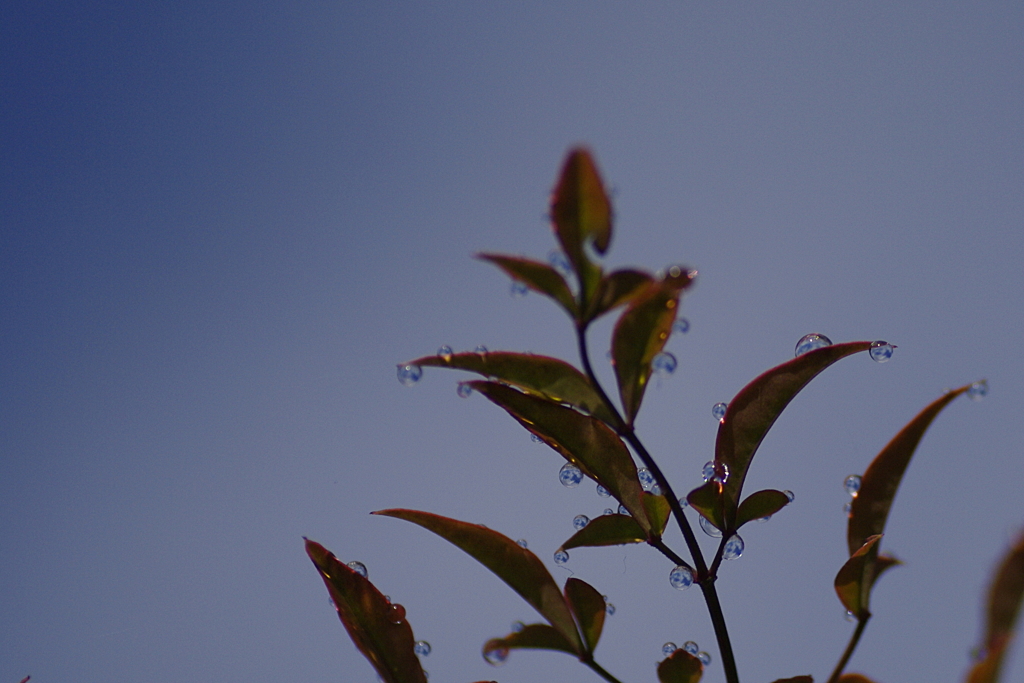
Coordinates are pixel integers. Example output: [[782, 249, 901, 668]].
[[711, 402, 727, 421], [683, 641, 699, 655], [843, 502, 853, 516], [784, 490, 795, 503], [456, 383, 473, 398], [414, 641, 432, 656], [697, 651, 712, 666], [722, 533, 745, 560], [388, 603, 406, 624], [346, 561, 368, 578], [531, 433, 543, 443], [474, 345, 489, 355], [699, 515, 722, 538], [573, 514, 590, 531], [617, 503, 628, 515], [397, 364, 423, 386], [795, 333, 833, 357], [638, 467, 656, 491], [603, 508, 615, 515], [652, 352, 678, 375], [511, 620, 525, 632], [650, 483, 662, 496], [669, 565, 694, 590], [553, 549, 569, 565], [701, 460, 729, 484], [516, 539, 528, 549], [673, 317, 690, 334], [869, 341, 894, 362], [678, 497, 689, 508], [559, 463, 583, 487], [605, 601, 616, 615], [844, 474, 862, 496], [436, 345, 453, 361], [484, 646, 509, 666], [968, 380, 989, 401], [548, 250, 571, 275], [662, 642, 678, 656], [596, 483, 611, 497], [510, 280, 528, 297]]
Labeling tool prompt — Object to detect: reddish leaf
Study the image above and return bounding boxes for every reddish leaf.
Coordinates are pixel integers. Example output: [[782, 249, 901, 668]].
[[964, 529, 1024, 683], [838, 675, 881, 683], [611, 268, 695, 424], [477, 253, 578, 319], [371, 509, 584, 654], [550, 148, 612, 302], [735, 489, 792, 529], [834, 535, 883, 617], [482, 622, 579, 659], [686, 481, 726, 535], [469, 381, 650, 533], [643, 492, 672, 537], [560, 513, 646, 550], [771, 677, 814, 683], [847, 384, 971, 555], [657, 648, 704, 683], [564, 578, 606, 653], [585, 268, 654, 323], [406, 351, 617, 426], [305, 539, 427, 683], [715, 341, 872, 528]]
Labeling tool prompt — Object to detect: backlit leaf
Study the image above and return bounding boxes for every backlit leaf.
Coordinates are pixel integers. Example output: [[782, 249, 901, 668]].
[[564, 578, 606, 653], [477, 253, 578, 319], [612, 268, 695, 424], [585, 268, 654, 323], [406, 351, 617, 426], [770, 677, 814, 683], [482, 623, 579, 658], [657, 648, 704, 683], [550, 148, 611, 303], [372, 509, 583, 654], [834, 535, 883, 617], [686, 481, 726, 535], [735, 489, 792, 529], [643, 491, 672, 537], [560, 513, 646, 550], [838, 675, 881, 683], [964, 529, 1024, 683], [716, 341, 872, 528], [847, 384, 971, 555], [305, 539, 428, 683], [470, 380, 649, 532]]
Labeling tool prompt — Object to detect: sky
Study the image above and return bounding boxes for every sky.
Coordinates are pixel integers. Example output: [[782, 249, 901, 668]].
[[2, 2, 1023, 682]]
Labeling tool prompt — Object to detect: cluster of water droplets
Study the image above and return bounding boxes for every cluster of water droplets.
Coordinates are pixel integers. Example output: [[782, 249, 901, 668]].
[[843, 474, 861, 516], [665, 640, 709, 665], [638, 467, 661, 495], [711, 402, 727, 422], [795, 333, 832, 357], [869, 340, 894, 362], [559, 463, 583, 487], [701, 461, 730, 484], [669, 565, 694, 590]]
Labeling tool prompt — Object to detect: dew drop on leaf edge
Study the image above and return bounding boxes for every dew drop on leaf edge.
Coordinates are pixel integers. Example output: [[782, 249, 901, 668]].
[[662, 642, 678, 656], [484, 646, 509, 666], [844, 474, 862, 496], [436, 345, 453, 362], [794, 333, 833, 357], [414, 641, 431, 656], [673, 317, 690, 334], [669, 565, 694, 590], [869, 340, 894, 362], [596, 483, 611, 497], [699, 515, 722, 538], [683, 641, 699, 655], [698, 651, 712, 666], [397, 364, 423, 386], [572, 514, 590, 531], [968, 379, 988, 401], [456, 383, 473, 398], [516, 538, 528, 549], [711, 402, 727, 422], [346, 561, 367, 578], [559, 463, 583, 487], [638, 467, 656, 490], [722, 533, 744, 560], [652, 351, 678, 375], [509, 280, 528, 297], [554, 549, 569, 565]]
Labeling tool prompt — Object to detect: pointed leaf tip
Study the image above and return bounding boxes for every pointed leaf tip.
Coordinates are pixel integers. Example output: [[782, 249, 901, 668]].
[[657, 648, 703, 683], [565, 578, 606, 653], [965, 529, 1024, 683], [835, 535, 883, 617]]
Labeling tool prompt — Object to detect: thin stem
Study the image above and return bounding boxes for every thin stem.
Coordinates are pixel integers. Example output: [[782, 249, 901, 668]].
[[585, 658, 627, 683], [826, 614, 870, 683], [700, 578, 738, 683]]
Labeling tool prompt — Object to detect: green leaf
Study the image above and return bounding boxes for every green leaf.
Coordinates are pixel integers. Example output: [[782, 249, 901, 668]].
[[847, 384, 971, 555], [686, 480, 726, 535], [305, 539, 428, 683], [834, 535, 883, 617], [477, 253, 578, 319], [585, 268, 654, 323], [611, 268, 695, 424], [657, 649, 704, 683], [406, 351, 618, 426], [964, 529, 1024, 683], [469, 380, 650, 533], [716, 341, 872, 528], [561, 513, 646, 550], [371, 509, 584, 654], [482, 622, 579, 659], [735, 489, 792, 529], [643, 491, 672, 537], [550, 148, 612, 303], [770, 677, 814, 683], [564, 578, 606, 654]]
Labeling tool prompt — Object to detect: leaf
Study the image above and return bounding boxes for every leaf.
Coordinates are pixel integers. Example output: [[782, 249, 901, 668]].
[[611, 268, 695, 424], [770, 677, 814, 683], [964, 529, 1024, 683], [470, 381, 650, 532], [561, 513, 646, 550], [305, 539, 428, 683], [686, 481, 726, 535], [550, 148, 612, 303], [477, 253, 578, 319], [715, 341, 872, 528], [847, 384, 971, 555], [643, 492, 672, 537], [834, 535, 883, 617], [657, 648, 704, 683], [482, 623, 579, 658], [372, 509, 584, 654], [406, 351, 617, 426], [735, 489, 792, 529], [838, 675, 881, 683], [564, 578, 606, 653], [585, 268, 654, 323]]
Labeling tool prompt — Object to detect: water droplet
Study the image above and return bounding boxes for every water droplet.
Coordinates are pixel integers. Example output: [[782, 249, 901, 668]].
[[795, 333, 833, 357], [483, 645, 509, 666], [436, 345, 453, 362], [605, 601, 616, 615], [697, 651, 712, 666], [702, 460, 729, 484], [617, 503, 628, 514], [784, 490, 795, 503], [346, 561, 367, 578], [757, 515, 771, 523], [844, 474, 862, 497], [603, 508, 614, 515], [869, 341, 894, 362], [652, 352, 678, 375], [548, 250, 571, 276], [516, 539, 528, 549], [844, 610, 857, 622], [388, 603, 406, 623], [397, 364, 422, 386], [650, 484, 662, 496], [596, 483, 611, 497], [559, 463, 583, 487], [673, 318, 690, 334], [699, 515, 722, 538], [722, 533, 744, 560], [553, 549, 569, 565], [843, 502, 853, 516], [422, 670, 429, 680], [414, 641, 432, 656], [638, 468, 656, 491], [474, 345, 489, 356], [573, 514, 590, 531], [531, 433, 543, 443], [510, 280, 528, 297], [678, 497, 689, 508], [456, 383, 473, 398], [511, 620, 525, 632], [968, 380, 989, 401], [662, 642, 678, 656], [711, 402, 727, 422], [669, 565, 694, 590], [683, 641, 699, 655]]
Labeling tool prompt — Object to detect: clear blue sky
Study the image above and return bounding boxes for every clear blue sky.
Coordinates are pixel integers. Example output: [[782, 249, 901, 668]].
[[2, 3, 1022, 682]]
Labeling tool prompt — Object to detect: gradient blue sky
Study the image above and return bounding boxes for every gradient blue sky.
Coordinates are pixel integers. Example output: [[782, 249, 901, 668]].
[[3, 3, 1022, 682]]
